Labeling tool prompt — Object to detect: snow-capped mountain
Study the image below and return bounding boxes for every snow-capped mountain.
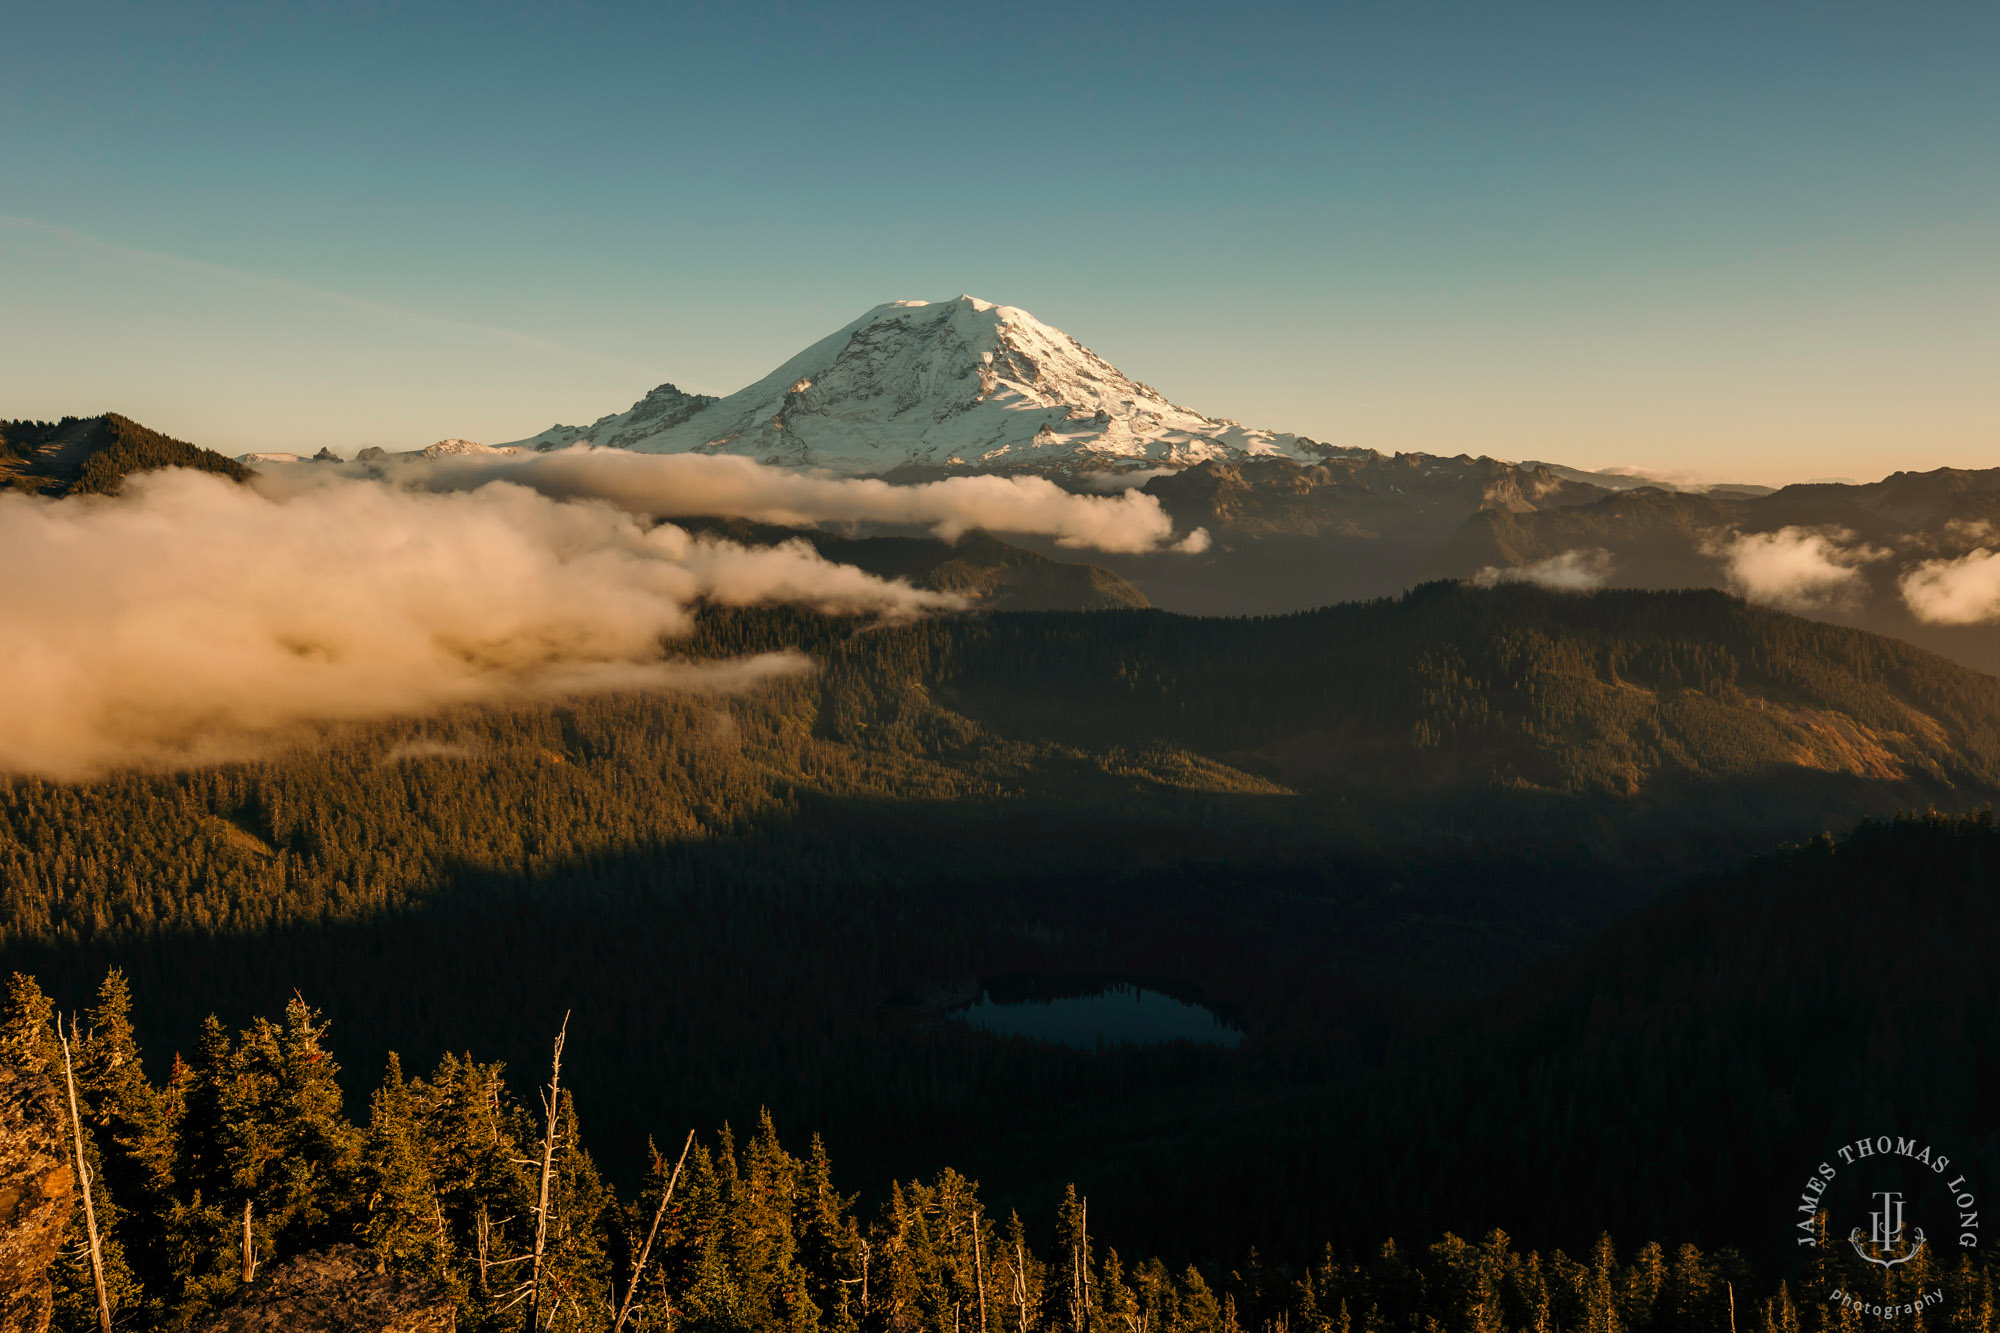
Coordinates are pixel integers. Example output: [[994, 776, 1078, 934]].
[[418, 438, 522, 459], [503, 296, 1333, 476]]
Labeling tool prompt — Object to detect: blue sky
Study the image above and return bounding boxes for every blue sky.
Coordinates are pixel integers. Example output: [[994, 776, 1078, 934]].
[[3, 0, 1995, 483]]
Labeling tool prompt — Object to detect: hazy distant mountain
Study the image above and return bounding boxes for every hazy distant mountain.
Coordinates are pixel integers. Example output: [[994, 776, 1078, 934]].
[[1519, 457, 1775, 498], [503, 296, 1333, 475], [987, 454, 1618, 615], [1429, 466, 2000, 673], [0, 413, 249, 496]]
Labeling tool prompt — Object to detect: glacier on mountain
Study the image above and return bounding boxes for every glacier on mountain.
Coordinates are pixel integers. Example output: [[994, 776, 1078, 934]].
[[502, 297, 1333, 477]]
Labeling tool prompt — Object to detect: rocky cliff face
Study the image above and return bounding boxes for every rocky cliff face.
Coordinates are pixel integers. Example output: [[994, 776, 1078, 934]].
[[194, 1246, 453, 1333], [0, 1066, 74, 1333]]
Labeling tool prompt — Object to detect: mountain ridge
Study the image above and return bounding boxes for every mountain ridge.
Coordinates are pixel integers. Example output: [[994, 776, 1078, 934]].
[[0, 413, 250, 497], [503, 296, 1336, 475]]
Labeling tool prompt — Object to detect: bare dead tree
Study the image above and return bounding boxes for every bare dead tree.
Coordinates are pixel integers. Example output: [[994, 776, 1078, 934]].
[[57, 1017, 113, 1333], [477, 1204, 493, 1293], [611, 1127, 695, 1333], [1080, 1197, 1090, 1333], [973, 1205, 988, 1333], [525, 1013, 569, 1332], [241, 1198, 256, 1285], [1016, 1233, 1030, 1333]]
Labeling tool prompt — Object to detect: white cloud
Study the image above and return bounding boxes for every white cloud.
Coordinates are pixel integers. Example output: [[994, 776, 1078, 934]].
[[1703, 526, 1886, 611], [0, 470, 961, 777], [1899, 548, 2000, 625], [308, 448, 1209, 555], [1472, 548, 1612, 591]]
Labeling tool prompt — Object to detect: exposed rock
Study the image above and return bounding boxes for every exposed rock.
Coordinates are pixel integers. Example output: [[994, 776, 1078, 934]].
[[311, 447, 343, 463], [194, 1245, 453, 1333], [354, 446, 389, 462], [0, 1065, 74, 1333]]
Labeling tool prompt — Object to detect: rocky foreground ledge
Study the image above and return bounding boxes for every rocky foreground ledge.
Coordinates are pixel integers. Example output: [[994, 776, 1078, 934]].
[[195, 1245, 454, 1333]]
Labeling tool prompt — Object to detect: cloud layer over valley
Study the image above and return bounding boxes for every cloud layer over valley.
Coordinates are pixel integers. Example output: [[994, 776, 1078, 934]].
[[0, 470, 966, 777], [343, 449, 1211, 555]]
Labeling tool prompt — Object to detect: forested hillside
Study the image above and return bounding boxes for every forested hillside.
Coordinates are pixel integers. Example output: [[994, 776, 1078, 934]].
[[4, 586, 1999, 1278], [1426, 470, 2000, 674], [1181, 812, 2000, 1272], [0, 414, 250, 496]]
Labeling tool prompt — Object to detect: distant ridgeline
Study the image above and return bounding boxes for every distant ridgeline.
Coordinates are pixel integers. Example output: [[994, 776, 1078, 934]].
[[0, 413, 250, 496], [4, 589, 2000, 1279], [7, 963, 1998, 1333]]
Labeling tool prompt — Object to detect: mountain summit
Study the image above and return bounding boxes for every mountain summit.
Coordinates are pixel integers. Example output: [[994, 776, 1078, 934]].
[[504, 296, 1331, 476]]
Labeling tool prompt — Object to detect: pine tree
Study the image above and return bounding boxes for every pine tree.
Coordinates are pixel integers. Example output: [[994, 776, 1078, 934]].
[[1002, 1212, 1042, 1333], [159, 1015, 242, 1321], [796, 1135, 863, 1333], [1619, 1241, 1665, 1333], [214, 996, 360, 1269], [1, 972, 59, 1075], [1044, 1185, 1094, 1333], [359, 1053, 457, 1298], [1584, 1235, 1622, 1333]]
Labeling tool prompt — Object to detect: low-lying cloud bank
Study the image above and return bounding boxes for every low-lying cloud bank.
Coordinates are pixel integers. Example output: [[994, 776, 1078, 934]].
[[320, 449, 1211, 555], [0, 470, 964, 778]]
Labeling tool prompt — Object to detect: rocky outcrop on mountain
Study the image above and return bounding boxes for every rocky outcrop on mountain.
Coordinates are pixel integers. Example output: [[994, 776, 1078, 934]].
[[193, 1246, 453, 1333], [503, 297, 1326, 475], [417, 438, 520, 459], [525, 382, 718, 453], [0, 1066, 75, 1333]]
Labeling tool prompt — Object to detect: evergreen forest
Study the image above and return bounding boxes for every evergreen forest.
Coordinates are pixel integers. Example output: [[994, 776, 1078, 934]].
[[3, 591, 1997, 1328]]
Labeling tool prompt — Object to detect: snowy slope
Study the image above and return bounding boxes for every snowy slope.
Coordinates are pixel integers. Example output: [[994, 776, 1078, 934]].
[[503, 297, 1332, 476]]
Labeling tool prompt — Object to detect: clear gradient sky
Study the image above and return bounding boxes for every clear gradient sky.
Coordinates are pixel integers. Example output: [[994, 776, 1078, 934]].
[[3, 1, 1995, 484]]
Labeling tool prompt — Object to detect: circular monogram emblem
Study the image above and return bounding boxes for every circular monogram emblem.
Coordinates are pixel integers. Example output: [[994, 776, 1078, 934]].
[[1790, 1135, 1979, 1318]]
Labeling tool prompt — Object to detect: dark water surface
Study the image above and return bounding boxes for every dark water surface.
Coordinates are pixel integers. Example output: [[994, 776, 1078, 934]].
[[952, 976, 1243, 1049]]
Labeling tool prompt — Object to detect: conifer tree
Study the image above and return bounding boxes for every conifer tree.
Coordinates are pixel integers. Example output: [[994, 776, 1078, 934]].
[[1585, 1234, 1623, 1333], [359, 1052, 457, 1298], [795, 1134, 863, 1333], [1044, 1185, 1095, 1333], [214, 997, 360, 1270], [1001, 1212, 1043, 1333], [159, 1014, 243, 1320], [1, 972, 59, 1074], [1620, 1241, 1666, 1333]]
